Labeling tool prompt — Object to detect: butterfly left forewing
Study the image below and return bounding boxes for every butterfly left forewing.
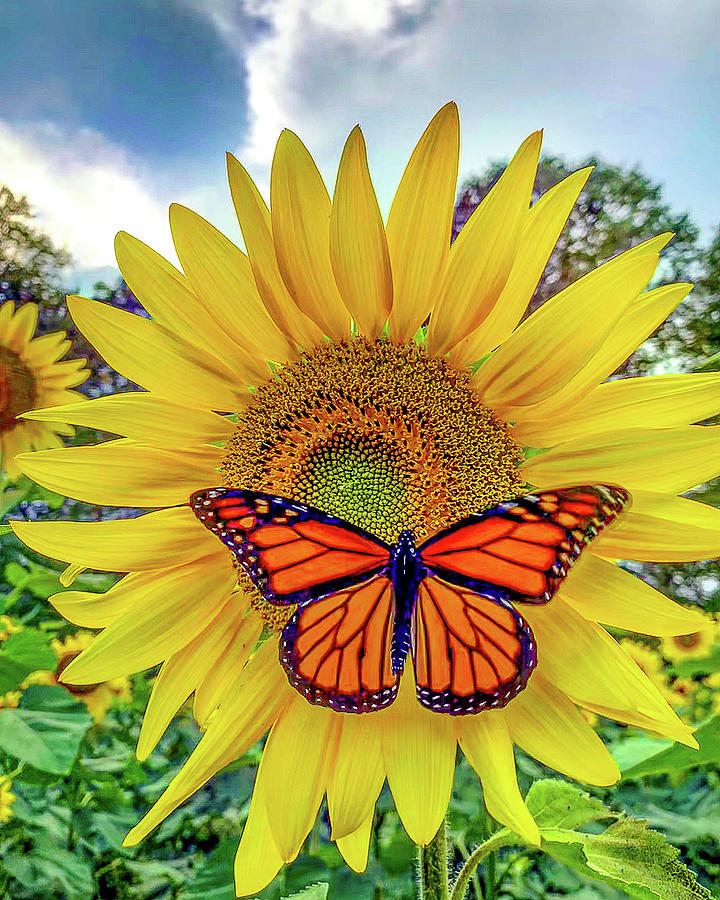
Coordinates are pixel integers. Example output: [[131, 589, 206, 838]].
[[281, 574, 399, 712], [412, 575, 536, 714], [190, 488, 391, 605], [419, 485, 629, 603]]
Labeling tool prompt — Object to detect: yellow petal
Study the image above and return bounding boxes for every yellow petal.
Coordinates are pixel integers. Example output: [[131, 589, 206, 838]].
[[473, 236, 668, 411], [578, 699, 697, 748], [11, 506, 219, 571], [136, 601, 251, 760], [59, 554, 234, 682], [458, 711, 540, 845], [17, 439, 221, 507], [50, 571, 160, 629], [192, 604, 264, 727], [271, 130, 349, 338], [226, 153, 322, 349], [449, 166, 593, 368], [514, 370, 720, 447], [124, 640, 292, 846], [330, 126, 393, 337], [450, 167, 592, 368], [115, 231, 268, 382], [22, 394, 234, 446], [233, 757, 285, 897], [387, 103, 459, 340], [504, 673, 620, 785], [383, 667, 455, 845], [593, 490, 720, 562], [327, 714, 385, 839], [335, 813, 374, 873], [23, 332, 71, 365], [5, 302, 38, 352], [68, 295, 251, 409], [34, 357, 88, 390], [511, 282, 693, 438], [521, 598, 694, 744], [169, 203, 291, 362], [561, 553, 711, 635], [428, 131, 541, 356], [262, 695, 339, 860], [522, 425, 720, 493]]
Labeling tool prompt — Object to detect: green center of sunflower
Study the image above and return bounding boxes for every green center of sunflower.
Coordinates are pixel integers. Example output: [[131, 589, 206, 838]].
[[221, 338, 524, 630], [0, 346, 37, 431]]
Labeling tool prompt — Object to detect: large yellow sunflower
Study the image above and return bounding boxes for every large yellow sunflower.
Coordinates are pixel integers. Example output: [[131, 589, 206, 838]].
[[10, 104, 720, 895], [0, 301, 87, 480]]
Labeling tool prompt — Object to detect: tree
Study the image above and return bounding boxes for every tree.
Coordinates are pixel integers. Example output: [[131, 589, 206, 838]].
[[454, 155, 708, 374], [0, 186, 71, 330]]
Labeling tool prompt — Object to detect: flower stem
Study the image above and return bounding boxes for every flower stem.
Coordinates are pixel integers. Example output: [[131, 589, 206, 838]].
[[449, 831, 520, 900], [418, 821, 450, 900]]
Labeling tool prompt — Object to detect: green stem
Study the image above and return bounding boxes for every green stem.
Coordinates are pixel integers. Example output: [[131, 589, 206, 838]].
[[449, 831, 521, 900], [418, 821, 450, 900]]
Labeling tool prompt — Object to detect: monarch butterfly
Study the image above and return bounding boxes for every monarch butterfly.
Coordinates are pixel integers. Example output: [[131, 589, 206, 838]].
[[189, 485, 628, 715]]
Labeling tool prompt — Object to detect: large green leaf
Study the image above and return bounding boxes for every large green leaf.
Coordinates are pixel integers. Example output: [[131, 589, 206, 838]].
[[620, 716, 720, 779], [541, 819, 711, 899], [523, 780, 711, 899], [525, 779, 616, 830], [0, 685, 92, 774], [0, 629, 55, 692]]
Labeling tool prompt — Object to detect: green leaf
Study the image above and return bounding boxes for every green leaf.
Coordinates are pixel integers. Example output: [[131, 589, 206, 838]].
[[2, 836, 95, 899], [541, 818, 712, 899], [181, 837, 238, 900], [282, 885, 330, 900], [0, 685, 92, 774], [0, 628, 55, 692], [672, 647, 720, 677], [620, 716, 720, 779], [0, 523, 13, 536], [525, 779, 616, 829]]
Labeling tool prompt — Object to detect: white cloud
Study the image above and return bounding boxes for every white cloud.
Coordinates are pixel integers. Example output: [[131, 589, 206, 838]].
[[193, 0, 720, 231], [0, 119, 174, 270]]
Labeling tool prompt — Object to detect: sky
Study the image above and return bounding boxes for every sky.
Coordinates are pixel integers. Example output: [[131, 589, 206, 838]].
[[2, 0, 719, 294]]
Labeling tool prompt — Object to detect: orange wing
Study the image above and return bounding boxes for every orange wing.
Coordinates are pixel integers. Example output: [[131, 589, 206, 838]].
[[280, 575, 399, 712], [420, 485, 629, 603], [412, 575, 536, 713], [190, 489, 391, 604]]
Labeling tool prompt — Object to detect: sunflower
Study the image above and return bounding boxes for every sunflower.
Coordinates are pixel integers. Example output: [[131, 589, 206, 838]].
[[660, 623, 716, 664], [0, 301, 88, 480], [22, 631, 132, 723], [10, 104, 719, 895]]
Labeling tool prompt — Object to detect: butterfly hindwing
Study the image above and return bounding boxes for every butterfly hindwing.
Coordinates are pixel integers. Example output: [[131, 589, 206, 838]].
[[412, 575, 536, 714], [280, 575, 399, 712], [419, 485, 629, 603], [190, 488, 392, 605]]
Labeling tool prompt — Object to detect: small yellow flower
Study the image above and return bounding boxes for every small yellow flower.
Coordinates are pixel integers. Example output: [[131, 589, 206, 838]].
[[11, 104, 720, 894], [0, 301, 88, 480], [24, 632, 131, 723], [0, 690, 21, 709], [0, 614, 23, 643], [661, 625, 715, 664], [0, 775, 16, 824]]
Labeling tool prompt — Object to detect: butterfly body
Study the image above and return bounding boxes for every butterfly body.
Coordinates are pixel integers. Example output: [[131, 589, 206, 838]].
[[190, 484, 629, 715]]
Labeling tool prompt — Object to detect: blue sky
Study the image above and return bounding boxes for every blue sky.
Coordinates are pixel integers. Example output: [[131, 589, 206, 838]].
[[2, 0, 719, 292]]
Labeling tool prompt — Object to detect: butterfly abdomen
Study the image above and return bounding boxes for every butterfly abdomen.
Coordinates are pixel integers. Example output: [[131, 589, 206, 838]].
[[390, 530, 423, 674]]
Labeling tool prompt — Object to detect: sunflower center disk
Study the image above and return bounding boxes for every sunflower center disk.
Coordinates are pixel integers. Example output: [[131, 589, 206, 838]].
[[220, 338, 524, 630], [0, 346, 37, 430]]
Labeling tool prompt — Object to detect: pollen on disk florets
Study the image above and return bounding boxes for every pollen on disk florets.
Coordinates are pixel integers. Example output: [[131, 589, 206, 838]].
[[222, 338, 524, 630], [221, 338, 524, 545]]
